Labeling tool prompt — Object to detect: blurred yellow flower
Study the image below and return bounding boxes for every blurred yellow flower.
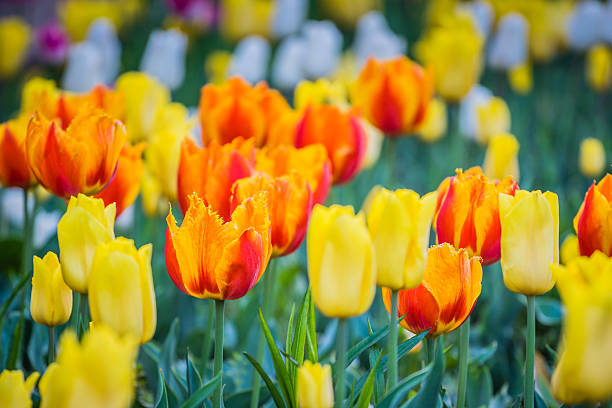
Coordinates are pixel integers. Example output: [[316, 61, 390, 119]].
[[417, 97, 447, 143], [20, 77, 59, 117], [331, 51, 358, 90], [551, 252, 612, 404], [297, 361, 334, 408], [476, 97, 511, 144], [0, 17, 31, 79], [40, 325, 138, 408], [359, 118, 383, 169], [586, 45, 612, 92], [0, 370, 39, 408], [508, 62, 533, 94], [560, 234, 579, 265], [320, 0, 380, 28], [31, 252, 72, 327], [204, 50, 232, 85], [579, 137, 606, 178], [58, 0, 123, 41], [294, 78, 348, 111], [483, 133, 520, 181], [220, 0, 274, 42]]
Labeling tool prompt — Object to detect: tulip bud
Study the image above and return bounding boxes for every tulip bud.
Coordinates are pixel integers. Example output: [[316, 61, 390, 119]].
[[30, 252, 72, 327], [0, 17, 31, 79], [579, 138, 606, 178], [574, 174, 612, 256], [89, 238, 156, 344], [0, 370, 39, 408], [499, 190, 559, 295], [508, 62, 532, 95], [475, 97, 511, 144], [57, 194, 116, 294], [416, 98, 447, 144], [307, 204, 376, 318], [560, 234, 579, 265], [586, 44, 611, 92], [483, 133, 520, 182], [297, 361, 334, 408]]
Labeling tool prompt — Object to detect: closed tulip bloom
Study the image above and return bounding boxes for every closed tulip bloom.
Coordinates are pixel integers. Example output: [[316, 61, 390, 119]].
[[89, 237, 156, 344], [0, 114, 35, 188], [297, 361, 334, 408], [435, 167, 518, 265], [57, 194, 116, 293], [483, 133, 520, 181], [586, 45, 612, 92], [560, 234, 580, 265], [177, 137, 256, 220], [579, 138, 606, 178], [26, 111, 127, 198], [499, 190, 559, 295], [365, 187, 437, 290], [574, 174, 612, 256], [416, 97, 447, 143], [39, 325, 138, 408], [475, 97, 511, 144], [30, 252, 72, 327], [20, 77, 59, 119], [295, 104, 366, 185], [307, 204, 376, 318], [0, 370, 39, 408], [0, 17, 31, 79], [551, 252, 612, 404], [383, 243, 483, 337], [508, 62, 533, 95], [166, 193, 271, 300], [351, 56, 434, 135]]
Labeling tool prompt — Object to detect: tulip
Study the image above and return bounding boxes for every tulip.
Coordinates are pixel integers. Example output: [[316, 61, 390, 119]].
[[31, 252, 72, 327], [434, 167, 518, 265], [297, 361, 334, 408], [166, 192, 271, 300], [499, 190, 559, 295], [301, 21, 343, 79], [320, 0, 379, 28], [57, 194, 116, 293], [0, 370, 39, 408], [0, 17, 31, 79], [351, 56, 434, 135], [508, 62, 533, 95], [220, 0, 274, 42], [86, 19, 121, 85], [177, 137, 256, 220], [89, 237, 156, 344], [56, 85, 125, 130], [294, 78, 348, 111], [20, 77, 59, 118], [140, 29, 188, 90], [228, 35, 271, 85], [551, 252, 612, 404], [0, 115, 35, 188], [416, 97, 447, 143], [574, 174, 612, 256], [560, 234, 579, 265], [475, 97, 511, 144], [36, 22, 69, 64], [295, 104, 366, 185], [483, 133, 520, 181], [353, 11, 407, 68], [487, 13, 528, 70], [26, 111, 127, 198], [579, 137, 606, 178], [204, 50, 232, 85], [383, 243, 483, 337], [39, 325, 138, 408], [586, 45, 612, 92]]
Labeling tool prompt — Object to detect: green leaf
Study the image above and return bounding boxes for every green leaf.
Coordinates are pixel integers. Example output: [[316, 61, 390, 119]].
[[535, 297, 563, 326], [289, 289, 310, 396], [0, 273, 29, 324], [285, 304, 295, 370], [376, 365, 433, 408], [404, 337, 445, 408], [343, 316, 404, 368], [155, 369, 169, 408], [306, 287, 317, 362], [180, 371, 222, 408], [186, 350, 202, 397], [224, 387, 270, 408], [27, 322, 47, 372], [469, 341, 498, 365], [7, 309, 25, 369], [355, 352, 382, 408], [142, 341, 161, 363], [160, 318, 186, 401], [244, 352, 287, 408], [466, 365, 493, 408]]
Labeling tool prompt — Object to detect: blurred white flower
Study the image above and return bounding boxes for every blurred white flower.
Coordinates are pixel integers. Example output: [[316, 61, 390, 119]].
[[272, 0, 308, 38], [228, 35, 270, 84], [271, 36, 307, 90], [459, 0, 494, 38], [33, 210, 61, 249], [115, 204, 134, 231], [140, 29, 188, 90], [353, 11, 406, 68], [301, 20, 342, 79], [566, 0, 604, 50], [459, 85, 492, 140], [86, 18, 121, 85], [61, 41, 104, 92], [488, 12, 528, 70], [602, 2, 612, 44]]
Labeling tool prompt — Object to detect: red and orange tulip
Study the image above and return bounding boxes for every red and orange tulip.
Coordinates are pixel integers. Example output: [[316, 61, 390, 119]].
[[56, 85, 125, 130], [0, 114, 35, 188], [351, 57, 434, 136], [95, 143, 146, 217], [383, 243, 483, 337], [295, 104, 366, 185], [26, 111, 127, 198], [177, 137, 256, 220], [165, 193, 271, 300], [434, 167, 518, 265], [574, 173, 612, 256]]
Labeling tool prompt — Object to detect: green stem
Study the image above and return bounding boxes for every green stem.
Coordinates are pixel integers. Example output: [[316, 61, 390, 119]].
[[385, 137, 398, 188], [71, 293, 81, 334], [213, 300, 225, 408], [335, 318, 348, 408], [250, 260, 276, 408], [525, 296, 535, 408], [48, 326, 55, 364], [200, 300, 214, 375], [387, 290, 399, 390], [80, 294, 89, 338], [457, 317, 470, 408], [21, 189, 30, 278]]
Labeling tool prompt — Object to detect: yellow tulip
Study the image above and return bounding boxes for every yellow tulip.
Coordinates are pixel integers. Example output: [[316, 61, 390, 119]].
[[508, 62, 533, 95], [359, 118, 383, 170], [30, 252, 72, 327], [220, 0, 274, 42], [499, 190, 559, 295], [476, 97, 511, 144], [579, 138, 606, 178], [0, 17, 31, 79], [364, 187, 437, 290], [39, 325, 137, 408], [560, 234, 579, 265], [21, 77, 59, 117], [297, 361, 334, 408], [57, 194, 116, 294], [115, 72, 171, 142], [204, 50, 232, 85], [483, 133, 520, 181], [551, 252, 612, 404], [88, 237, 156, 344], [307, 204, 376, 318], [59, 0, 122, 41], [294, 79, 348, 111], [320, 0, 380, 28], [417, 97, 447, 143], [0, 370, 39, 408], [586, 45, 612, 92]]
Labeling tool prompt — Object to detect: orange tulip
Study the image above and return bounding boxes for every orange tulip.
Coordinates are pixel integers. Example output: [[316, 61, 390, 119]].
[[165, 192, 271, 300], [256, 144, 331, 205], [199, 77, 291, 147], [232, 171, 312, 257], [26, 111, 127, 199], [177, 137, 256, 220], [434, 167, 518, 265], [0, 114, 35, 188], [95, 143, 146, 217], [383, 243, 483, 337], [351, 57, 434, 136], [295, 104, 366, 185], [574, 174, 612, 256], [56, 85, 125, 130]]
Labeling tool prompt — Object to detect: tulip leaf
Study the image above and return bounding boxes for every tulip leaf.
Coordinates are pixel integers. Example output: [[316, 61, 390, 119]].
[[466, 365, 493, 408], [535, 297, 563, 326], [343, 315, 405, 368], [355, 351, 382, 408], [180, 371, 222, 408], [0, 273, 29, 326], [306, 287, 317, 362], [26, 323, 47, 372], [186, 350, 202, 397], [469, 341, 498, 365], [224, 387, 271, 408], [143, 341, 161, 364], [376, 364, 433, 408], [285, 304, 295, 369], [404, 337, 445, 408], [244, 352, 287, 408], [289, 289, 310, 395], [6, 308, 25, 369], [155, 369, 169, 408], [160, 318, 186, 401]]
